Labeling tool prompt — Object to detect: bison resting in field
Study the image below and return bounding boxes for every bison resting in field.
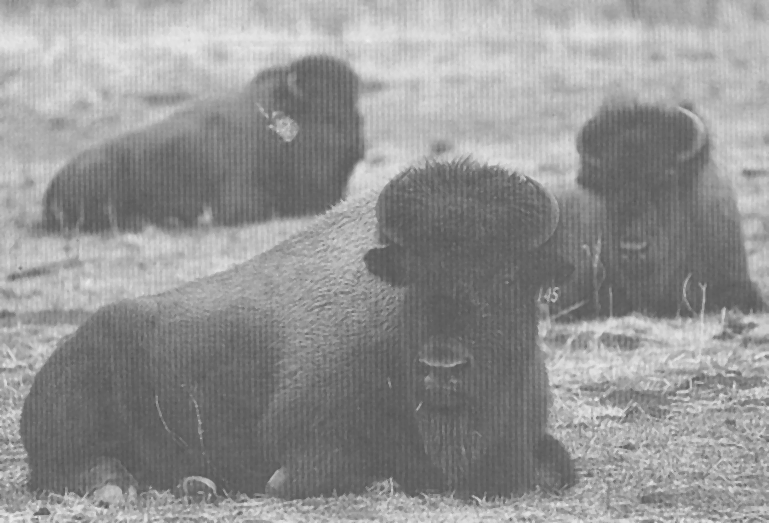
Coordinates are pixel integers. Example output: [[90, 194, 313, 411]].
[[22, 159, 576, 500], [548, 99, 764, 318], [42, 54, 365, 232]]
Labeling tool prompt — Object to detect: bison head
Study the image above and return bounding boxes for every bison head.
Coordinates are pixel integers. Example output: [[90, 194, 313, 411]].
[[246, 55, 360, 119], [285, 55, 360, 119], [572, 100, 733, 313], [363, 159, 572, 491], [576, 99, 710, 204]]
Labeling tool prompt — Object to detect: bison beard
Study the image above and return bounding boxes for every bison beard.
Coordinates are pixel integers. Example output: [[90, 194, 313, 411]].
[[548, 98, 765, 318], [22, 159, 576, 500], [415, 409, 482, 491], [41, 54, 364, 232]]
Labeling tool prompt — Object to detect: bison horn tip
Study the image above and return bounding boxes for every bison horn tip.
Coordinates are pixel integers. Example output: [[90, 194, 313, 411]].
[[676, 105, 708, 165], [528, 177, 561, 250], [286, 71, 302, 100]]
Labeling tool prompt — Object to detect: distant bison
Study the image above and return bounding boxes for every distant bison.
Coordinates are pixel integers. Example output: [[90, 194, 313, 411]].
[[42, 54, 365, 232], [549, 99, 764, 318], [22, 159, 576, 499]]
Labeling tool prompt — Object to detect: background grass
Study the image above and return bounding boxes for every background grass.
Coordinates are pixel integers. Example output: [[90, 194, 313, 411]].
[[1, 1, 769, 521]]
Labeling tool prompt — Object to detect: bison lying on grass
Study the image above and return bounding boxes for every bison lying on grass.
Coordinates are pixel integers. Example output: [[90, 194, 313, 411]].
[[22, 159, 576, 500], [42, 54, 365, 232], [549, 99, 764, 319]]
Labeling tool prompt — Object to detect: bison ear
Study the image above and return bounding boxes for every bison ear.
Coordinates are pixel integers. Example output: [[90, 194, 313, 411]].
[[285, 70, 303, 101], [364, 246, 410, 287]]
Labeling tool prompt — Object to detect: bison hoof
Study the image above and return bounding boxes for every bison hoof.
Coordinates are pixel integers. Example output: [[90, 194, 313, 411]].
[[174, 476, 218, 501], [92, 484, 137, 506], [265, 467, 290, 498], [79, 457, 138, 497]]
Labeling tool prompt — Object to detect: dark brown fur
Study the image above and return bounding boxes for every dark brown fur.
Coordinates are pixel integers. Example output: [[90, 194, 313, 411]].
[[548, 100, 764, 318], [41, 55, 365, 232], [22, 159, 575, 500]]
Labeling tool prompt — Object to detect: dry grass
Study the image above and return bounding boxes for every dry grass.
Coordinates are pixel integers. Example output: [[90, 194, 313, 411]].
[[1, 1, 769, 521], [2, 318, 768, 521]]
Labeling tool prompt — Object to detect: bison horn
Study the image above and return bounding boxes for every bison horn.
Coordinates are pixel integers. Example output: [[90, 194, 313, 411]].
[[286, 71, 303, 100], [523, 176, 561, 251], [675, 106, 708, 165]]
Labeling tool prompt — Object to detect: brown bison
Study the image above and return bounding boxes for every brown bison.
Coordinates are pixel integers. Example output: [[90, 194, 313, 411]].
[[42, 54, 365, 232], [548, 99, 764, 318], [22, 159, 576, 500]]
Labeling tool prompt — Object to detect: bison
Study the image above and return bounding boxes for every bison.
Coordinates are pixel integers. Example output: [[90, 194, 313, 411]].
[[42, 54, 365, 232], [548, 99, 764, 318], [22, 159, 576, 500]]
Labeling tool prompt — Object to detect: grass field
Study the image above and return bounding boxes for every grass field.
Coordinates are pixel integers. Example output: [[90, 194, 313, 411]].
[[1, 1, 769, 521]]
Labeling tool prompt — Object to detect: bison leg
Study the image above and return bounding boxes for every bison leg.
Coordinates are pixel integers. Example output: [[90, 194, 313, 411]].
[[705, 280, 765, 314], [71, 457, 138, 496], [534, 433, 577, 492], [463, 431, 538, 498], [461, 351, 574, 498], [264, 445, 373, 499], [20, 304, 144, 494], [458, 433, 575, 498], [20, 300, 192, 494], [387, 446, 447, 496], [22, 365, 139, 495], [25, 455, 137, 497], [181, 360, 276, 496]]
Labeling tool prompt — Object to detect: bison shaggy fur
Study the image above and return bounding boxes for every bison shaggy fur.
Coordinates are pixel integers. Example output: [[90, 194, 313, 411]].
[[41, 54, 365, 232], [548, 98, 764, 318], [22, 159, 576, 500]]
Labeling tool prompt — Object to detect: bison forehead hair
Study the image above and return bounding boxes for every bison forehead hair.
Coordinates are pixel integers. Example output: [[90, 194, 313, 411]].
[[374, 158, 560, 259], [576, 100, 710, 195]]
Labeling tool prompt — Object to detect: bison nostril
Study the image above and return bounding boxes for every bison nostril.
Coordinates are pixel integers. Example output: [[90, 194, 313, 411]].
[[620, 240, 649, 263], [619, 240, 649, 253], [416, 359, 430, 378], [417, 356, 472, 378]]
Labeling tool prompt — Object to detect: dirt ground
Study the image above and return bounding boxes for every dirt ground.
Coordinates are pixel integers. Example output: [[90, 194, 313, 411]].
[[0, 2, 768, 521]]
